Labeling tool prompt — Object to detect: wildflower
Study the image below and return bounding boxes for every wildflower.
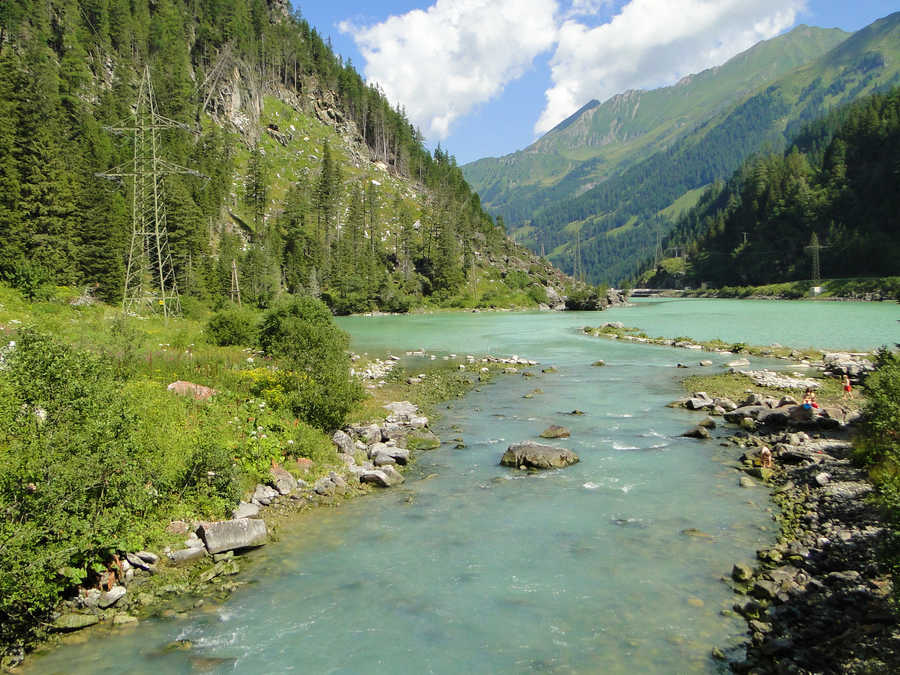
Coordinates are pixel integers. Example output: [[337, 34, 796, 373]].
[[287, 439, 294, 445]]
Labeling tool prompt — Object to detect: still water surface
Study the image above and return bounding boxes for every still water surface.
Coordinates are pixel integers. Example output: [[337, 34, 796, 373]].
[[30, 299, 898, 673]]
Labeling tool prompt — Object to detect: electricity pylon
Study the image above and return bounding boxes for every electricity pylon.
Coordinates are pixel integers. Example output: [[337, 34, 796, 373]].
[[804, 232, 829, 285], [98, 66, 203, 317]]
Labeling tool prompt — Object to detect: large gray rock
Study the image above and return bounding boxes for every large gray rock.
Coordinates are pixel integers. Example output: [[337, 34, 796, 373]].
[[252, 483, 278, 506], [372, 446, 410, 465], [332, 429, 355, 454], [98, 586, 127, 608], [126, 552, 154, 571], [682, 425, 711, 439], [380, 422, 409, 442], [232, 501, 260, 519], [685, 397, 713, 411], [379, 465, 405, 484], [270, 466, 297, 495], [756, 406, 793, 427], [500, 442, 579, 470], [360, 468, 404, 487], [350, 423, 381, 445], [724, 405, 768, 424], [383, 400, 419, 420], [198, 519, 268, 554]]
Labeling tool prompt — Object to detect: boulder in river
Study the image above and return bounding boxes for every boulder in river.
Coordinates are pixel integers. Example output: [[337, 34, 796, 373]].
[[500, 442, 579, 470], [198, 518, 267, 554], [540, 425, 571, 439], [682, 425, 711, 439], [407, 429, 441, 450]]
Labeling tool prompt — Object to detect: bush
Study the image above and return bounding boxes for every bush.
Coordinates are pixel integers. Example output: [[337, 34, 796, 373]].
[[1, 259, 55, 301], [206, 306, 260, 346], [0, 331, 239, 651], [258, 295, 363, 430], [856, 348, 900, 519], [526, 284, 548, 305]]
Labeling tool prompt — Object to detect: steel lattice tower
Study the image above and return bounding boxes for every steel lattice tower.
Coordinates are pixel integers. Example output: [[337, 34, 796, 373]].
[[99, 66, 202, 317]]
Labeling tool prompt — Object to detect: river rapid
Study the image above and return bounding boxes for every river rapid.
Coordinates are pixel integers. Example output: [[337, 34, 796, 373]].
[[29, 299, 899, 673]]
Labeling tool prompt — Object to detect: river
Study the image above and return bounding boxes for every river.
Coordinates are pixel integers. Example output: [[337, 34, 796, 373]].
[[28, 299, 899, 673]]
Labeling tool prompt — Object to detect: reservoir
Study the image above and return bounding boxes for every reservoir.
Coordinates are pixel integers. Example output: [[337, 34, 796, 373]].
[[29, 299, 898, 673]]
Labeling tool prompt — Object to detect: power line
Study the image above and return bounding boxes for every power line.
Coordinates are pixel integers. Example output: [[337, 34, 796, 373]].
[[97, 66, 204, 318]]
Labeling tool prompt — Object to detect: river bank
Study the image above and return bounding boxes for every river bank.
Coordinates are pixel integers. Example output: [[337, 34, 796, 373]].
[[9, 353, 533, 672], [725, 425, 900, 673], [672, 362, 900, 672]]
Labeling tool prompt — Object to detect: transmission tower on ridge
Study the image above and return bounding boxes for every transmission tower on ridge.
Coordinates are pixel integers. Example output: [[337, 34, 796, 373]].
[[98, 66, 203, 317]]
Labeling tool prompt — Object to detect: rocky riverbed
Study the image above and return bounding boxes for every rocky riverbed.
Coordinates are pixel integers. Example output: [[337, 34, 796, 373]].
[[723, 426, 900, 673], [674, 382, 900, 672]]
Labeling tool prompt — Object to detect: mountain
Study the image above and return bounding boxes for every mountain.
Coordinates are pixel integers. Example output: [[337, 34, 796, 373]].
[[640, 86, 900, 289], [463, 13, 900, 284], [0, 0, 577, 316]]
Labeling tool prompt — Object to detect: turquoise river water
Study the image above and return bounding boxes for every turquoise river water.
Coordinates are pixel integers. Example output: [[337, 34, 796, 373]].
[[29, 299, 899, 673]]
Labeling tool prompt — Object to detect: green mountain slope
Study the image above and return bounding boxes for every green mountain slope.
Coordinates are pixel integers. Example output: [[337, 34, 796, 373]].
[[463, 25, 848, 223], [0, 0, 576, 316], [641, 87, 900, 289], [464, 13, 900, 284]]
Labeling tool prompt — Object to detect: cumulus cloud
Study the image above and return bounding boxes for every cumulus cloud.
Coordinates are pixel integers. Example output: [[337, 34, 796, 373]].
[[342, 0, 806, 142], [536, 0, 806, 134], [340, 0, 559, 141]]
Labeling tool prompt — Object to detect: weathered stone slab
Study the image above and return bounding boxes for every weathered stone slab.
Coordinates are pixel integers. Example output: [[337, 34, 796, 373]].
[[167, 547, 206, 565], [53, 613, 99, 631], [198, 519, 268, 554]]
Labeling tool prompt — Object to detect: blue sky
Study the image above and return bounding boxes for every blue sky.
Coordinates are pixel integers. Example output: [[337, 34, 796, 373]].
[[294, 1, 898, 164]]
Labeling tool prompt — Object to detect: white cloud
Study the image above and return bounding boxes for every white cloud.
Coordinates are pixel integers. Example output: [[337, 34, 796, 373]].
[[342, 0, 807, 143], [341, 0, 559, 141], [535, 0, 806, 134]]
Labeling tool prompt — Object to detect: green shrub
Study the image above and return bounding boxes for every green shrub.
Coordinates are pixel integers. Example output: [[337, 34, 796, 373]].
[[0, 331, 240, 651], [1, 259, 55, 301], [258, 295, 363, 430], [206, 306, 260, 346], [503, 270, 529, 290], [527, 284, 548, 305], [855, 348, 900, 520]]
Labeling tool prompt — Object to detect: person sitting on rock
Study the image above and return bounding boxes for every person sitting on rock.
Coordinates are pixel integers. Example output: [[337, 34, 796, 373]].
[[801, 388, 819, 410], [759, 446, 773, 469]]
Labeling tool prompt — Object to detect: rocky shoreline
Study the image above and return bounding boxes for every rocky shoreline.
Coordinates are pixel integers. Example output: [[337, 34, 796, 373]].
[[726, 425, 899, 673], [675, 385, 899, 672]]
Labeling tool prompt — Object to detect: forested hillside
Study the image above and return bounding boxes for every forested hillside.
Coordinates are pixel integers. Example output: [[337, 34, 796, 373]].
[[464, 13, 900, 285], [0, 0, 569, 315], [640, 87, 900, 288]]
